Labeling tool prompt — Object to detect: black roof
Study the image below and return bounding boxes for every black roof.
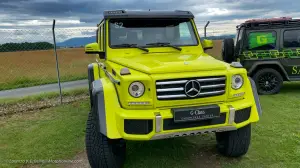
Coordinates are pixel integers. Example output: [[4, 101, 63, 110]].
[[103, 10, 194, 19], [237, 17, 300, 30]]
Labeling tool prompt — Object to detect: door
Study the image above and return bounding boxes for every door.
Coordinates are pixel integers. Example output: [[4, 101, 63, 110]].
[[279, 28, 300, 80], [96, 21, 106, 62]]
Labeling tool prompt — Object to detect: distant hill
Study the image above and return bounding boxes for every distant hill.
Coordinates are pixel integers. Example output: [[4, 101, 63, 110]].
[[56, 34, 235, 48], [0, 42, 54, 52], [201, 34, 235, 40], [57, 36, 96, 48]]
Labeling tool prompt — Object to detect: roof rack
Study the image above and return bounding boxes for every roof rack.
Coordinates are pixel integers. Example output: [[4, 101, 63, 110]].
[[238, 17, 300, 29], [105, 10, 126, 15], [103, 10, 194, 19], [245, 17, 293, 23], [174, 10, 192, 14]]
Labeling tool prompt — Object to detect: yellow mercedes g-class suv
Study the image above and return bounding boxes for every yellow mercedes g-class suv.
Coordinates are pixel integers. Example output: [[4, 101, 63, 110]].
[[84, 10, 262, 168]]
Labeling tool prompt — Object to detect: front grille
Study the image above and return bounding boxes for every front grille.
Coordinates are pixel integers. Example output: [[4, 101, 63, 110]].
[[234, 107, 251, 123], [163, 113, 226, 130], [124, 119, 153, 135], [156, 76, 226, 100]]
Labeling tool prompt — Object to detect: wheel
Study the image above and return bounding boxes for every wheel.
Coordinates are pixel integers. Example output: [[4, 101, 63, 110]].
[[252, 68, 283, 95], [85, 112, 126, 168], [215, 124, 251, 157], [222, 38, 235, 63]]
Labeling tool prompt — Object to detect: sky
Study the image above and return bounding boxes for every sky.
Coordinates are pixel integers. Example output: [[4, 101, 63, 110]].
[[0, 0, 300, 43]]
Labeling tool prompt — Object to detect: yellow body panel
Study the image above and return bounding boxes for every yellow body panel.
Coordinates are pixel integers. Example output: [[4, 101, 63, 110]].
[[86, 18, 261, 140], [99, 71, 259, 140]]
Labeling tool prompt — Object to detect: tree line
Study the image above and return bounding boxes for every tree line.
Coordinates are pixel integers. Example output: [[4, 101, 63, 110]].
[[0, 42, 54, 52]]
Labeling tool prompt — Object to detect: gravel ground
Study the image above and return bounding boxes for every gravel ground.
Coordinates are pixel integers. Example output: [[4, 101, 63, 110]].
[[0, 94, 89, 116]]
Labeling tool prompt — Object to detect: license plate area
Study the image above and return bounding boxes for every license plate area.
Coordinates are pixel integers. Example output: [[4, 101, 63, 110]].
[[172, 105, 220, 123]]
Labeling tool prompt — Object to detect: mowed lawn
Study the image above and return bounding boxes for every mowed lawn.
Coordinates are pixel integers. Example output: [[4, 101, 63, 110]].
[[0, 40, 223, 91], [0, 82, 299, 168], [0, 48, 95, 90]]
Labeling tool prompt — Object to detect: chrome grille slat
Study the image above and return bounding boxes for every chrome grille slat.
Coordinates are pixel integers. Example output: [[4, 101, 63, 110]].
[[201, 84, 226, 89], [156, 76, 226, 100], [199, 90, 225, 96], [156, 80, 188, 85], [197, 77, 226, 82], [157, 94, 187, 99], [157, 88, 184, 92]]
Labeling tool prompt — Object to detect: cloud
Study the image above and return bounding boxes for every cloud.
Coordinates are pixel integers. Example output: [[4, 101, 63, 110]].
[[206, 8, 230, 16], [0, 27, 97, 44], [0, 19, 82, 27], [0, 0, 300, 43]]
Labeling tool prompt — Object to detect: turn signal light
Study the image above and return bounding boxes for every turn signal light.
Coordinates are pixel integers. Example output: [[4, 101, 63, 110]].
[[128, 101, 150, 105]]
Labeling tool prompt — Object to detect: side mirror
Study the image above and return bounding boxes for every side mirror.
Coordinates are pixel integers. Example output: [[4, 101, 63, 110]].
[[202, 39, 213, 50], [85, 42, 100, 54], [85, 42, 105, 59]]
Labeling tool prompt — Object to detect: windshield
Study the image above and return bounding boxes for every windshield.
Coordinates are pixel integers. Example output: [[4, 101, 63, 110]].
[[235, 27, 244, 47], [109, 18, 198, 47]]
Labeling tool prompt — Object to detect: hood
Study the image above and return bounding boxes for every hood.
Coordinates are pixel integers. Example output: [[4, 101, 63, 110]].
[[109, 53, 228, 74]]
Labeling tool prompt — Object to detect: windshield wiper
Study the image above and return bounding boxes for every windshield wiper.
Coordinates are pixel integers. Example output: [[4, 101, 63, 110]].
[[146, 42, 182, 51], [111, 43, 149, 52]]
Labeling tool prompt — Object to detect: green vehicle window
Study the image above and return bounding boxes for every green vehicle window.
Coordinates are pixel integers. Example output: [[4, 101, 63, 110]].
[[284, 29, 300, 48], [247, 31, 276, 50]]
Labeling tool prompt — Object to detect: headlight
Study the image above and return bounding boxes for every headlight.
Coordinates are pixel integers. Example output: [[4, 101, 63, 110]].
[[128, 81, 145, 98], [231, 75, 244, 90]]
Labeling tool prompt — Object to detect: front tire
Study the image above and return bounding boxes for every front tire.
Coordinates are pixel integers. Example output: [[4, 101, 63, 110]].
[[85, 112, 126, 168], [215, 124, 251, 157], [252, 68, 283, 95]]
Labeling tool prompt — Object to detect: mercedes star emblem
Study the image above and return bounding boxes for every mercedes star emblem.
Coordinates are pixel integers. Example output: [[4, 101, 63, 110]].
[[184, 80, 201, 97]]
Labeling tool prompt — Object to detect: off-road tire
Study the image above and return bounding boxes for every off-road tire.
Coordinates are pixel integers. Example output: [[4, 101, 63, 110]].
[[85, 112, 126, 168], [215, 124, 251, 157], [222, 38, 235, 63], [252, 68, 283, 95]]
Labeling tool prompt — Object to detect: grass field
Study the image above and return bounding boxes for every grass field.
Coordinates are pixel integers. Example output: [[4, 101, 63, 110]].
[[0, 48, 95, 90], [205, 40, 222, 60], [1, 82, 299, 168], [0, 40, 223, 91]]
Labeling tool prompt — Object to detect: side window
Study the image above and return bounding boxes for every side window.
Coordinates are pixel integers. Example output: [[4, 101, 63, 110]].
[[98, 24, 104, 51], [96, 28, 99, 43], [283, 29, 300, 48], [247, 31, 277, 50], [178, 22, 197, 45]]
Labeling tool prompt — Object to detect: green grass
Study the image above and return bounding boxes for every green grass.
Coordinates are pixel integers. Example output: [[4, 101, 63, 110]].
[[0, 87, 88, 105], [0, 74, 87, 91], [0, 101, 90, 168], [0, 82, 299, 168], [124, 82, 300, 168]]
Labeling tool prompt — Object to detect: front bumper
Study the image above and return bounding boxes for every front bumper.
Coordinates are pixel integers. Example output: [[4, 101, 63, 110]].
[[115, 98, 258, 140]]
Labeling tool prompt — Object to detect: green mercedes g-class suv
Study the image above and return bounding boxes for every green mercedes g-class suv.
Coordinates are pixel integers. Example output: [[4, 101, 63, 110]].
[[84, 10, 262, 168], [222, 17, 300, 94]]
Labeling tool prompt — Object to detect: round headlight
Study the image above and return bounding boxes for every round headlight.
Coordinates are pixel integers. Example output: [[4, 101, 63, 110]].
[[129, 81, 145, 98], [232, 75, 244, 90]]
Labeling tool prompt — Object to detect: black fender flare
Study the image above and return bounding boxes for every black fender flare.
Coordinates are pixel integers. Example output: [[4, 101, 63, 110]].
[[247, 61, 289, 80], [88, 64, 95, 108], [248, 77, 262, 117], [91, 79, 107, 136]]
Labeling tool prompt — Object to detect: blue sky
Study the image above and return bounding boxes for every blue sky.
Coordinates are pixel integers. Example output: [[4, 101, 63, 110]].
[[0, 0, 299, 43]]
